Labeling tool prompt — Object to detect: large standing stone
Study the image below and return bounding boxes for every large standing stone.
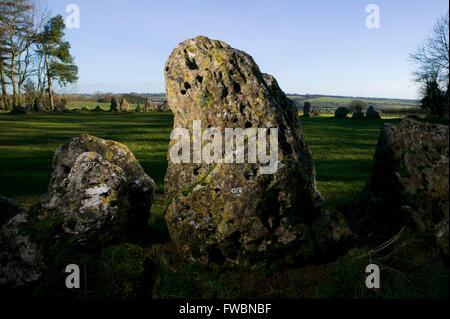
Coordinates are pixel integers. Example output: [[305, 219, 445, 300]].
[[163, 36, 350, 268], [42, 134, 156, 236], [364, 118, 449, 255]]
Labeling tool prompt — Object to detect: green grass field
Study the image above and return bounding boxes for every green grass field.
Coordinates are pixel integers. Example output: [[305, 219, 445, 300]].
[[0, 112, 397, 210]]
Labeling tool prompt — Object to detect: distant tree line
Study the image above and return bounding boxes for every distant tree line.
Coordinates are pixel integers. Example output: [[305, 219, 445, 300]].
[[0, 0, 78, 111]]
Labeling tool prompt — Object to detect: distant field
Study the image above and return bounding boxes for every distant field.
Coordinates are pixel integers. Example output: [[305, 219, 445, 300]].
[[288, 95, 419, 111], [67, 98, 165, 111]]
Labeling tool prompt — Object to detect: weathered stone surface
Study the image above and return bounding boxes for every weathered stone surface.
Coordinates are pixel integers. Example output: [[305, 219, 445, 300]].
[[163, 36, 351, 268], [0, 213, 44, 287], [42, 134, 156, 237], [366, 105, 381, 120], [365, 118, 449, 254], [334, 107, 349, 118], [120, 98, 132, 112], [110, 97, 120, 112], [0, 195, 25, 228], [47, 151, 129, 243]]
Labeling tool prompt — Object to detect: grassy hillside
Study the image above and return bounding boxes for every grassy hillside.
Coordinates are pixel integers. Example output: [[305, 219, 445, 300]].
[[287, 94, 419, 112]]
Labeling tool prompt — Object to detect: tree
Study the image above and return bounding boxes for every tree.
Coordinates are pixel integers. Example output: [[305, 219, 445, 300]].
[[37, 15, 78, 110], [0, 0, 47, 108], [410, 12, 449, 86], [410, 12, 449, 119], [348, 99, 367, 113], [0, 17, 9, 110], [0, 0, 36, 107], [420, 79, 448, 120]]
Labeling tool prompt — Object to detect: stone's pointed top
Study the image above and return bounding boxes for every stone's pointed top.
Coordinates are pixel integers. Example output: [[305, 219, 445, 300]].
[[180, 35, 230, 49]]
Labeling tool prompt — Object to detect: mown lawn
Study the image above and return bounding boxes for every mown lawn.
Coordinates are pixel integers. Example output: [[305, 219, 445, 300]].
[[300, 117, 402, 209], [0, 112, 400, 210]]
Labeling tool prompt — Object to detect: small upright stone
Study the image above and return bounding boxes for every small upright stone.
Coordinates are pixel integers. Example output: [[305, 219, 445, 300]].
[[110, 97, 120, 112]]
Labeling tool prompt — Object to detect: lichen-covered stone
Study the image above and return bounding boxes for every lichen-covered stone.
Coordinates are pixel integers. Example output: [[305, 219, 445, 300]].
[[163, 36, 351, 268], [120, 99, 132, 112], [0, 213, 44, 287], [49, 151, 129, 243], [42, 134, 156, 234], [365, 118, 449, 255]]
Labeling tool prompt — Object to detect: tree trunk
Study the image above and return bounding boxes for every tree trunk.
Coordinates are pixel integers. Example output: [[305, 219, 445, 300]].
[[45, 54, 54, 110], [0, 58, 9, 110], [9, 55, 17, 107]]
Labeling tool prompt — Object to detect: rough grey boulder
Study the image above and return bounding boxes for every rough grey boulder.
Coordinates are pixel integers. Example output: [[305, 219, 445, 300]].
[[334, 107, 349, 118], [366, 105, 381, 120], [364, 118, 449, 255], [0, 213, 44, 287], [46, 151, 129, 243], [42, 134, 156, 236], [163, 36, 351, 268]]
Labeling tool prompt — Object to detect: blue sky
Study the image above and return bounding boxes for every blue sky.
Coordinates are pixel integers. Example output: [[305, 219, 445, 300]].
[[47, 0, 449, 99]]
